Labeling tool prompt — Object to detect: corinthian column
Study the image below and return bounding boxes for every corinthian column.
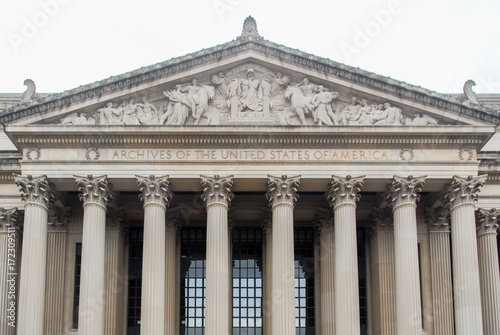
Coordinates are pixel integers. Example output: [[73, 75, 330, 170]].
[[15, 174, 55, 335], [316, 210, 335, 335], [425, 207, 454, 335], [387, 175, 425, 335], [201, 175, 234, 335], [368, 207, 396, 335], [266, 174, 300, 335], [326, 175, 364, 335], [104, 208, 127, 335], [0, 208, 22, 335], [74, 175, 112, 335], [45, 204, 71, 335], [165, 211, 181, 335], [261, 209, 272, 335], [442, 175, 486, 335], [136, 175, 173, 335], [476, 208, 500, 334]]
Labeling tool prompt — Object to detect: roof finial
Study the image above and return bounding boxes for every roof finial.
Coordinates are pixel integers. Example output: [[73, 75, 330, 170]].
[[20, 79, 36, 104], [463, 79, 479, 104], [239, 16, 261, 41]]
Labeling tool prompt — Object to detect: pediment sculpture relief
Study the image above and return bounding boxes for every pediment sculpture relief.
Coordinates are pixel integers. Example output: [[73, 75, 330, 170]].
[[58, 66, 440, 127]]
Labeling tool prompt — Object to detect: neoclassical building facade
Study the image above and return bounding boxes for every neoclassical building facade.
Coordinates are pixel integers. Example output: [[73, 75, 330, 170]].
[[1, 17, 499, 335]]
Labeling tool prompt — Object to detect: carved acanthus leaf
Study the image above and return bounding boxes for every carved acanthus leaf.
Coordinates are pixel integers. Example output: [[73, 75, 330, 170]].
[[14, 174, 56, 209], [441, 175, 487, 210], [0, 208, 23, 233], [201, 175, 234, 208], [265, 175, 300, 208], [425, 207, 450, 233], [74, 175, 112, 208], [314, 207, 334, 234], [326, 175, 365, 209], [136, 175, 173, 208], [48, 204, 71, 229], [476, 208, 499, 237], [387, 175, 426, 209]]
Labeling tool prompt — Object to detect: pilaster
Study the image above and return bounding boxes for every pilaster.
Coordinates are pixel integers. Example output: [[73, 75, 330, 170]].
[[201, 174, 234, 335], [442, 175, 486, 335], [266, 174, 300, 335], [261, 208, 272, 335], [387, 175, 426, 335], [326, 175, 364, 335], [425, 207, 454, 335], [15, 174, 55, 335], [476, 208, 500, 335], [136, 175, 173, 335], [74, 174, 112, 335], [0, 208, 22, 335]]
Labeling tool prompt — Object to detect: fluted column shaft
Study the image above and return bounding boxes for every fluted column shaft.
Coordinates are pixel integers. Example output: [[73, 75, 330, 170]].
[[476, 208, 500, 335], [443, 175, 486, 335], [262, 212, 273, 335], [136, 175, 173, 335], [426, 208, 454, 335], [0, 208, 22, 335], [15, 175, 54, 335], [388, 175, 425, 335], [369, 208, 396, 335], [327, 175, 364, 335], [318, 214, 335, 335], [45, 225, 68, 335], [104, 211, 127, 335], [202, 175, 234, 335], [75, 175, 111, 335], [165, 221, 178, 335], [266, 175, 300, 335]]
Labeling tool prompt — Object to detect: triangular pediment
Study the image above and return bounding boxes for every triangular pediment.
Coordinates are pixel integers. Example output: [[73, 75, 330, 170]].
[[1, 17, 499, 128]]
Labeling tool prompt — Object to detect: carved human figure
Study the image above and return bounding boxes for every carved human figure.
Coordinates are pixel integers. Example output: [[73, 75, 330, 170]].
[[405, 113, 439, 126], [372, 102, 402, 125], [122, 99, 140, 125], [260, 77, 272, 117], [161, 85, 191, 125], [227, 77, 241, 118], [179, 79, 215, 125], [211, 72, 229, 99], [97, 102, 125, 124], [297, 77, 317, 97], [60, 112, 96, 125], [284, 85, 309, 125], [312, 86, 339, 126], [136, 97, 159, 125], [240, 69, 262, 112], [270, 72, 290, 97], [342, 97, 360, 125]]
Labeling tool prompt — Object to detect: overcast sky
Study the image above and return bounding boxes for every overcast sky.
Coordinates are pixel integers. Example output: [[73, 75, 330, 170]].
[[1, 0, 499, 95]]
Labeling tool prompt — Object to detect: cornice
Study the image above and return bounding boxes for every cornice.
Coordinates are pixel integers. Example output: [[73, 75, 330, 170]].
[[5, 126, 492, 149], [1, 37, 499, 126]]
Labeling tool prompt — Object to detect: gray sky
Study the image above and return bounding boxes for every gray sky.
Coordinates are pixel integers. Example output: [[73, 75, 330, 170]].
[[1, 0, 499, 94]]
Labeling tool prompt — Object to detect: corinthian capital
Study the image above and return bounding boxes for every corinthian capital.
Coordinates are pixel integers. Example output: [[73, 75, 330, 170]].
[[425, 207, 450, 233], [74, 175, 112, 208], [136, 175, 173, 209], [14, 174, 56, 210], [387, 175, 426, 210], [442, 175, 487, 211], [326, 175, 365, 209], [476, 208, 499, 237], [265, 175, 300, 208], [48, 204, 71, 230], [314, 208, 334, 234], [201, 175, 234, 208], [0, 207, 23, 233]]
